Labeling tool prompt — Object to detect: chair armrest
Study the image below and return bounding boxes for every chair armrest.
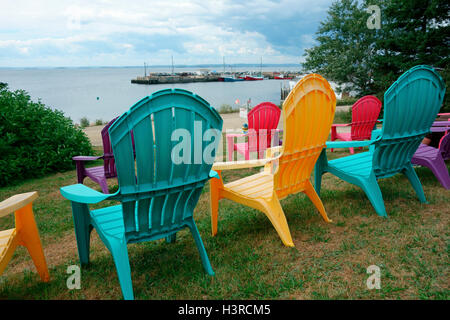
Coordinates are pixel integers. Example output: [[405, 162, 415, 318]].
[[432, 121, 450, 127], [266, 146, 282, 158], [60, 184, 117, 204], [371, 129, 382, 140], [0, 191, 38, 218], [377, 119, 384, 123], [72, 156, 103, 161], [331, 123, 351, 127], [212, 156, 279, 171], [325, 139, 376, 149], [209, 170, 220, 179]]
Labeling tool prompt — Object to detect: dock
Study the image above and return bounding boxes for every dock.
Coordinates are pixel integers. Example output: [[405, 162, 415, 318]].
[[131, 71, 303, 85]]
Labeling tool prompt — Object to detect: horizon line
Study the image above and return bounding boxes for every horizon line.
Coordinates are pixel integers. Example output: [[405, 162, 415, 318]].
[[0, 63, 302, 69]]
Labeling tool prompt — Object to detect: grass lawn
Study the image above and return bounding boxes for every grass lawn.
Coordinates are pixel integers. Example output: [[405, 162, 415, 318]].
[[0, 147, 448, 300]]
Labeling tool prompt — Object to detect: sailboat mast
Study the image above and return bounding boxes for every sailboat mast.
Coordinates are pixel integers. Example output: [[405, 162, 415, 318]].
[[171, 55, 174, 75]]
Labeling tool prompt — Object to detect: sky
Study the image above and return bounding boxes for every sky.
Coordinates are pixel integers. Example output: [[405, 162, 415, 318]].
[[0, 0, 333, 67]]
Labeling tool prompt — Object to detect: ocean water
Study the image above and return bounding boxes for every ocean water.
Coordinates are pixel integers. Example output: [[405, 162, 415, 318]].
[[0, 66, 300, 123]]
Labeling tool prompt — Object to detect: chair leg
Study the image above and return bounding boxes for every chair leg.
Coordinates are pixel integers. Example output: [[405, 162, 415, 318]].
[[165, 233, 176, 243], [260, 194, 294, 247], [109, 238, 134, 300], [210, 171, 223, 236], [15, 203, 50, 282], [71, 202, 92, 265], [98, 178, 110, 194], [360, 174, 387, 217], [313, 149, 328, 196], [187, 219, 214, 276], [403, 165, 427, 203], [304, 181, 332, 222], [422, 157, 450, 189]]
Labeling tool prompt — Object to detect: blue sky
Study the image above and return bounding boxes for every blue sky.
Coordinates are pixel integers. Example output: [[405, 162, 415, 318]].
[[0, 0, 333, 67]]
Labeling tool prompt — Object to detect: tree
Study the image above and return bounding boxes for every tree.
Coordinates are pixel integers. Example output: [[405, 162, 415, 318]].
[[302, 0, 379, 95], [303, 0, 449, 107]]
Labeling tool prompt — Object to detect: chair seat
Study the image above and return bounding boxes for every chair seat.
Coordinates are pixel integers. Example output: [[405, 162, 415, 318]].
[[225, 172, 274, 199], [335, 132, 352, 141], [328, 151, 373, 178], [0, 228, 17, 262], [412, 144, 439, 160], [234, 142, 249, 152], [91, 205, 124, 240]]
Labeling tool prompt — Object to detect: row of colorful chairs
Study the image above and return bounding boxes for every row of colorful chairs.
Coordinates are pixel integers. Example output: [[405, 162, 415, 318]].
[[0, 65, 447, 300]]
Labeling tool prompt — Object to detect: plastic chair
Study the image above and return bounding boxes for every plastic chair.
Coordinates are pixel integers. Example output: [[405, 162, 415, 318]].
[[73, 117, 118, 193], [411, 132, 450, 189], [0, 191, 50, 282], [60, 89, 223, 299], [227, 102, 281, 160], [314, 65, 446, 216], [330, 95, 382, 154], [210, 74, 336, 247]]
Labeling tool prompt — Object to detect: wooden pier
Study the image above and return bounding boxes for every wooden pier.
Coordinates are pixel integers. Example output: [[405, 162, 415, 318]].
[[131, 71, 303, 85]]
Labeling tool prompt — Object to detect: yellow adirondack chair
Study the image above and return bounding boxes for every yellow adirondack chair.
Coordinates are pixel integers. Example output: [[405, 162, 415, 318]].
[[0, 191, 50, 281], [210, 74, 336, 246]]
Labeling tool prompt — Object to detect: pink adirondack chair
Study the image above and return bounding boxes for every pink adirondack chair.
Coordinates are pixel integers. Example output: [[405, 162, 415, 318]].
[[227, 102, 281, 161], [73, 117, 118, 193], [330, 95, 382, 154], [411, 132, 450, 189]]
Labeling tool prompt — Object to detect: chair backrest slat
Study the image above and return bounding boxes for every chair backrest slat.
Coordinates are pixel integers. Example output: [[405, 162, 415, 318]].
[[101, 117, 119, 178], [373, 65, 446, 177], [108, 89, 223, 242], [275, 74, 336, 199]]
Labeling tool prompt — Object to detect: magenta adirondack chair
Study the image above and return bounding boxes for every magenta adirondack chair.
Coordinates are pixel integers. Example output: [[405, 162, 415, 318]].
[[73, 117, 118, 193], [330, 95, 382, 154], [227, 102, 281, 161], [411, 132, 450, 189]]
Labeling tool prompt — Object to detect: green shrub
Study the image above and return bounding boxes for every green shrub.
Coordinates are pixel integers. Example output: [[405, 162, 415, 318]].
[[95, 119, 103, 126], [334, 109, 352, 124], [336, 97, 358, 106], [80, 117, 90, 128], [0, 85, 92, 187]]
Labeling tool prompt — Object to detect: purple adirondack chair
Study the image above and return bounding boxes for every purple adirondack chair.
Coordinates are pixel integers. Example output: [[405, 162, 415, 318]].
[[411, 132, 450, 189], [73, 117, 118, 193]]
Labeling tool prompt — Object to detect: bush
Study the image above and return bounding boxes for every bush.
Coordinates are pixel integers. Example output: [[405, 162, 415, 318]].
[[336, 97, 358, 106], [334, 109, 352, 124], [95, 119, 103, 126], [0, 85, 92, 186], [80, 117, 90, 128]]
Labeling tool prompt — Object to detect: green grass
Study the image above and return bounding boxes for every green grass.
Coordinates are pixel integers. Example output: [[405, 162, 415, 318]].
[[0, 148, 449, 300]]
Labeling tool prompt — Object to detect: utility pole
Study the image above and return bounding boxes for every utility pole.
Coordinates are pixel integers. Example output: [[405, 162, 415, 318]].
[[144, 62, 147, 77]]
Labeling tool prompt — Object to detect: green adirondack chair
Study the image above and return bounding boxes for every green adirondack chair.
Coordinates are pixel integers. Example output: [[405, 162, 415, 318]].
[[60, 89, 223, 299], [314, 65, 446, 217]]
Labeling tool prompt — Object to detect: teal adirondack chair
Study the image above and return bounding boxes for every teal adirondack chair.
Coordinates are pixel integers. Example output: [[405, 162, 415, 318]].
[[314, 65, 446, 216], [60, 89, 223, 299]]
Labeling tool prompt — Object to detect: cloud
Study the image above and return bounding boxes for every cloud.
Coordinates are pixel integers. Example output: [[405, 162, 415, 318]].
[[0, 0, 332, 66]]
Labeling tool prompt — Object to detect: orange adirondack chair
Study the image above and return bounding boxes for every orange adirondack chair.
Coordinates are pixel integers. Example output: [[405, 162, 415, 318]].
[[0, 191, 49, 282], [210, 74, 336, 246]]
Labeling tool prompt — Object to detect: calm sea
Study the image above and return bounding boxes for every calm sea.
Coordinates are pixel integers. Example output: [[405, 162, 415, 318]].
[[0, 66, 301, 123]]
